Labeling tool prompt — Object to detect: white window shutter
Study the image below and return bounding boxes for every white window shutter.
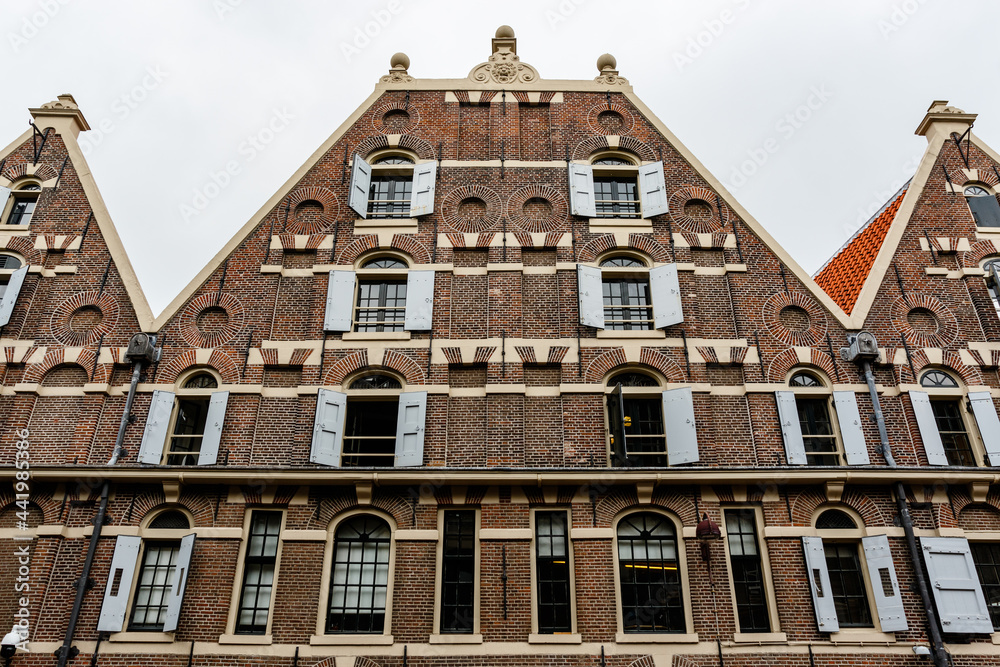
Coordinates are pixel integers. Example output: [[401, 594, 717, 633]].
[[969, 391, 1000, 466], [0, 186, 10, 215], [311, 389, 347, 467], [97, 535, 142, 632], [909, 391, 948, 466], [324, 270, 356, 332], [577, 264, 604, 329], [860, 535, 907, 632], [776, 391, 807, 465], [568, 163, 596, 217], [833, 391, 870, 465], [921, 536, 994, 634], [197, 391, 229, 465], [409, 162, 437, 217], [137, 390, 175, 464], [662, 387, 698, 464], [649, 263, 683, 328], [802, 536, 839, 632], [162, 533, 196, 632], [395, 390, 427, 467], [0, 265, 28, 327], [638, 161, 668, 218], [403, 270, 435, 331], [348, 153, 372, 218]]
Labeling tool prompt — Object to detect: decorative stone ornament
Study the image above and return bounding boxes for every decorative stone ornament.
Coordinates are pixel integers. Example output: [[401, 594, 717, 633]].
[[380, 52, 413, 84], [595, 53, 629, 86], [468, 26, 539, 85]]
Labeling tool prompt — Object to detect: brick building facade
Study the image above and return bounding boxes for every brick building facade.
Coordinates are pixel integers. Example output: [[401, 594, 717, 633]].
[[2, 26, 1000, 667]]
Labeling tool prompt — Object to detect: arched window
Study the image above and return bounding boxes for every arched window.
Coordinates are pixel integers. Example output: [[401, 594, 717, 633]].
[[599, 255, 652, 331], [4, 181, 40, 226], [777, 369, 856, 466], [569, 152, 666, 220], [326, 515, 392, 634], [913, 369, 980, 467], [616, 512, 685, 634], [347, 150, 435, 220], [137, 369, 229, 467], [166, 372, 220, 465], [983, 258, 1000, 319], [965, 185, 1000, 228], [355, 257, 409, 332]]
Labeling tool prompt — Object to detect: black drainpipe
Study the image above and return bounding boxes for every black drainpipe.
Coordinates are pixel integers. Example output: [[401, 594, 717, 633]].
[[859, 356, 949, 667], [56, 356, 146, 667]]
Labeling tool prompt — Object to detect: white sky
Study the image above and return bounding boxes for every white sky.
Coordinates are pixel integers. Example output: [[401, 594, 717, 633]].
[[3, 0, 997, 315]]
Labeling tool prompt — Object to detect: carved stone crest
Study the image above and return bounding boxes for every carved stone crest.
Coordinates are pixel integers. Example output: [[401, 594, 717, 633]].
[[467, 26, 539, 85]]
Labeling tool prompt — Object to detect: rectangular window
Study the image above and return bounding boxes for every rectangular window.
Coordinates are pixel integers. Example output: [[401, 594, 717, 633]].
[[343, 399, 399, 466], [368, 176, 412, 218], [724, 510, 771, 633], [931, 400, 977, 466], [971, 542, 1000, 630], [440, 509, 476, 634], [796, 397, 839, 466], [602, 278, 653, 330], [235, 510, 282, 634], [622, 397, 666, 467], [536, 510, 572, 633], [594, 177, 639, 218], [7, 197, 36, 226], [167, 397, 210, 465], [824, 542, 873, 628], [355, 280, 407, 332], [128, 542, 180, 631]]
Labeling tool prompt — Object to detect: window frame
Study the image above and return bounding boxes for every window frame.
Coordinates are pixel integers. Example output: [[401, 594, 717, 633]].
[[916, 368, 987, 467], [3, 180, 41, 227], [341, 370, 405, 467], [315, 509, 397, 643], [590, 153, 641, 219], [353, 254, 410, 333], [721, 506, 782, 639], [786, 368, 847, 466], [964, 183, 1000, 228], [119, 507, 195, 637], [598, 252, 654, 331], [165, 369, 223, 466], [223, 508, 287, 640], [529, 507, 579, 641], [604, 369, 668, 468], [611, 509, 695, 642], [968, 537, 1000, 632], [0, 252, 25, 302], [366, 150, 419, 219], [810, 505, 892, 637], [432, 507, 481, 640]]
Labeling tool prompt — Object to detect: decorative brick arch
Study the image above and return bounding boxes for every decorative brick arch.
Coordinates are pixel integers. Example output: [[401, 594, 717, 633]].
[[284, 186, 340, 235], [766, 348, 837, 383], [3, 162, 58, 183], [586, 103, 636, 135], [352, 134, 436, 160], [50, 290, 121, 346], [382, 349, 425, 384], [585, 348, 628, 383], [762, 291, 829, 347], [336, 235, 379, 265], [0, 492, 60, 524], [597, 492, 697, 530], [962, 239, 1000, 268], [370, 100, 421, 134], [158, 349, 241, 385], [669, 185, 729, 233], [577, 234, 670, 263], [134, 497, 214, 528], [322, 350, 369, 386], [313, 492, 414, 531], [336, 234, 431, 266], [440, 185, 502, 233], [890, 293, 958, 349], [25, 348, 107, 384], [907, 349, 983, 386], [177, 293, 246, 349], [594, 487, 639, 527], [389, 234, 431, 264], [790, 491, 887, 528], [956, 502, 1000, 531], [638, 348, 686, 382], [0, 236, 39, 264], [571, 135, 656, 162], [507, 184, 569, 233], [625, 657, 656, 667]]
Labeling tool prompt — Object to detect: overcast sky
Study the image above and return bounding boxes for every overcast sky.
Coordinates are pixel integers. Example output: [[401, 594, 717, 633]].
[[4, 0, 997, 314]]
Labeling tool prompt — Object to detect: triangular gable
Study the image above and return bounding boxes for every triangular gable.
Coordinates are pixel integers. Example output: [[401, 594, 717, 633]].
[[814, 184, 909, 314]]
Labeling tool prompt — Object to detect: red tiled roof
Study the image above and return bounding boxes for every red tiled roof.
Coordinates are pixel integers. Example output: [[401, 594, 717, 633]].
[[814, 186, 908, 314]]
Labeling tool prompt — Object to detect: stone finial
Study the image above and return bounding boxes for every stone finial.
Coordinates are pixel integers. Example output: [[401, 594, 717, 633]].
[[29, 93, 90, 138], [469, 25, 537, 84], [381, 52, 413, 84], [40, 93, 79, 110], [915, 98, 977, 140], [495, 25, 515, 39], [492, 24, 517, 55], [594, 53, 628, 86]]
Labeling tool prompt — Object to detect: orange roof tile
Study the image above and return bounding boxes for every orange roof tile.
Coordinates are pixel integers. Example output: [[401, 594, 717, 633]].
[[814, 185, 908, 314]]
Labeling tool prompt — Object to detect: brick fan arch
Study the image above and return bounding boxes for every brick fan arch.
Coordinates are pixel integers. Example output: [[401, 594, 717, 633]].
[[370, 101, 421, 134], [571, 135, 656, 162], [26, 348, 107, 384], [577, 234, 670, 263], [762, 291, 829, 347], [506, 184, 569, 234], [669, 185, 730, 233], [2, 162, 58, 183], [158, 349, 241, 385], [49, 290, 121, 346], [352, 134, 436, 160], [335, 234, 431, 266], [284, 186, 340, 235], [178, 293, 246, 349], [890, 293, 959, 349], [766, 348, 837, 383], [586, 102, 636, 135], [789, 490, 888, 527], [440, 185, 503, 234]]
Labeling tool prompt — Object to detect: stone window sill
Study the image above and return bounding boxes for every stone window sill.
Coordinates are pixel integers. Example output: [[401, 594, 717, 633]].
[[218, 633, 272, 645], [309, 634, 393, 646], [107, 631, 173, 643], [827, 629, 895, 644], [732, 631, 787, 644], [615, 631, 699, 643], [341, 331, 412, 341], [528, 633, 582, 644], [596, 328, 665, 339], [428, 633, 483, 644]]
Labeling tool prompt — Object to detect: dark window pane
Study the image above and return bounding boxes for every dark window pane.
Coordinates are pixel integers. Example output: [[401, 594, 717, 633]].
[[536, 511, 571, 633], [972, 542, 1000, 630], [824, 542, 873, 628], [440, 510, 476, 633], [343, 400, 399, 467], [617, 513, 685, 633], [725, 510, 770, 633], [368, 176, 412, 217], [796, 397, 839, 466], [602, 278, 652, 330], [128, 541, 179, 631], [167, 397, 210, 465], [236, 511, 282, 634], [594, 177, 639, 218], [930, 400, 976, 466], [355, 280, 407, 332], [327, 516, 391, 634], [7, 197, 36, 226], [621, 397, 666, 467]]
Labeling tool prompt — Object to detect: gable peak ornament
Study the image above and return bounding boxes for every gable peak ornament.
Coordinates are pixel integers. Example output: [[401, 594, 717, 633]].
[[595, 53, 628, 86], [468, 26, 538, 85]]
